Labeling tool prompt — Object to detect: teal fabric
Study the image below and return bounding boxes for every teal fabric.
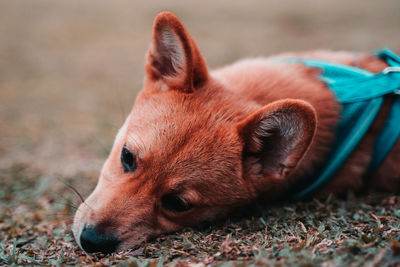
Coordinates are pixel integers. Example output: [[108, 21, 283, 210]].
[[279, 48, 400, 198]]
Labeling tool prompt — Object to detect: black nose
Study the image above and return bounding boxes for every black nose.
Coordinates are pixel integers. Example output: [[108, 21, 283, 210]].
[[79, 226, 120, 253]]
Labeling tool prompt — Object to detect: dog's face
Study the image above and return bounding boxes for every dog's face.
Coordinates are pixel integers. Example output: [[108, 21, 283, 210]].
[[73, 11, 316, 253], [72, 90, 248, 252]]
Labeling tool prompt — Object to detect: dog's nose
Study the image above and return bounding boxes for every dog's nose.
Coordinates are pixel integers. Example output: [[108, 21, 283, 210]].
[[79, 225, 120, 253]]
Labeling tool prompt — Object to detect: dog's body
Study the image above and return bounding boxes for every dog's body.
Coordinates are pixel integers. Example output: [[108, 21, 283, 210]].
[[214, 51, 400, 199], [73, 11, 400, 253]]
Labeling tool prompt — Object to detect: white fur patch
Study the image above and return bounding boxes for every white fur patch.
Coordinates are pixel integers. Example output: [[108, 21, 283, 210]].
[[115, 114, 130, 143]]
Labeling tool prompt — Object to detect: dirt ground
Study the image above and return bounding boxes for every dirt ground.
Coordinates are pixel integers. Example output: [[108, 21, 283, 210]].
[[1, 0, 400, 265]]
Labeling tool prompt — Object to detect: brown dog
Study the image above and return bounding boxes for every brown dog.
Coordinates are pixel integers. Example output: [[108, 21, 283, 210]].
[[72, 11, 400, 253]]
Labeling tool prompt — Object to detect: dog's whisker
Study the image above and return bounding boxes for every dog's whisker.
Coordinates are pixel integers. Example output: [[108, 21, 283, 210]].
[[59, 180, 86, 204], [52, 201, 79, 210], [56, 179, 93, 211]]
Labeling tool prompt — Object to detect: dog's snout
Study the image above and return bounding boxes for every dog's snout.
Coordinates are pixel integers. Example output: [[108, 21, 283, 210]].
[[79, 225, 120, 254]]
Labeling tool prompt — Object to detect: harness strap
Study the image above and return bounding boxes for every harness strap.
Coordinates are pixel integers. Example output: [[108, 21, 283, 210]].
[[283, 56, 400, 104], [366, 48, 400, 175], [293, 98, 383, 198], [279, 48, 400, 198], [367, 96, 400, 174]]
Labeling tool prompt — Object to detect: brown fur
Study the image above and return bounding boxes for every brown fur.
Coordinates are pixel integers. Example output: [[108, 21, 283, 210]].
[[73, 11, 400, 252]]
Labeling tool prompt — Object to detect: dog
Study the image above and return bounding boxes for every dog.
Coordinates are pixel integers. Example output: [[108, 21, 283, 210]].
[[72, 11, 400, 253]]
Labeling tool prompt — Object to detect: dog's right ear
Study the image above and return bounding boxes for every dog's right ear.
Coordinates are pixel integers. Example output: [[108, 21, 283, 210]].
[[145, 11, 209, 93], [237, 99, 317, 182]]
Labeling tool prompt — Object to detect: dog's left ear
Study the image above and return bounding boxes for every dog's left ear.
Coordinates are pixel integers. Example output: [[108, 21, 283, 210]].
[[145, 11, 209, 93], [237, 99, 317, 180]]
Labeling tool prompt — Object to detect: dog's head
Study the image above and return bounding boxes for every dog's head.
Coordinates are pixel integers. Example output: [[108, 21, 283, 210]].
[[73, 11, 316, 253]]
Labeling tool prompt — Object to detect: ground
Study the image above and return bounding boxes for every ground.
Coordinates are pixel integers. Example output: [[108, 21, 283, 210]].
[[0, 0, 400, 266]]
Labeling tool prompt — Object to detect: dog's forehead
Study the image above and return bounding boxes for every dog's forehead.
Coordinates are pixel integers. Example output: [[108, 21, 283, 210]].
[[124, 93, 206, 147], [118, 95, 238, 171], [126, 111, 215, 159]]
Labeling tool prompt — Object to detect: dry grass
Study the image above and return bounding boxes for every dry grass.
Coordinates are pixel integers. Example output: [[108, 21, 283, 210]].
[[1, 164, 399, 266], [1, 0, 400, 265]]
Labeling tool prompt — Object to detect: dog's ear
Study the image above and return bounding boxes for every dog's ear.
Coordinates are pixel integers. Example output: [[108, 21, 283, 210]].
[[145, 11, 209, 93], [237, 99, 317, 180]]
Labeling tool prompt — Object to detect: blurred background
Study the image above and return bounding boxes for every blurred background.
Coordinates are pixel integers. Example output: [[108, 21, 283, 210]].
[[1, 0, 400, 179]]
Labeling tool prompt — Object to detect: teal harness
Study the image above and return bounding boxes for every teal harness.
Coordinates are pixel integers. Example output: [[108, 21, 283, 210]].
[[281, 48, 400, 198]]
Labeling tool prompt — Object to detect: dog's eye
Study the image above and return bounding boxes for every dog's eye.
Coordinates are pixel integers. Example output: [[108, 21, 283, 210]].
[[121, 145, 137, 173], [161, 194, 192, 212]]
